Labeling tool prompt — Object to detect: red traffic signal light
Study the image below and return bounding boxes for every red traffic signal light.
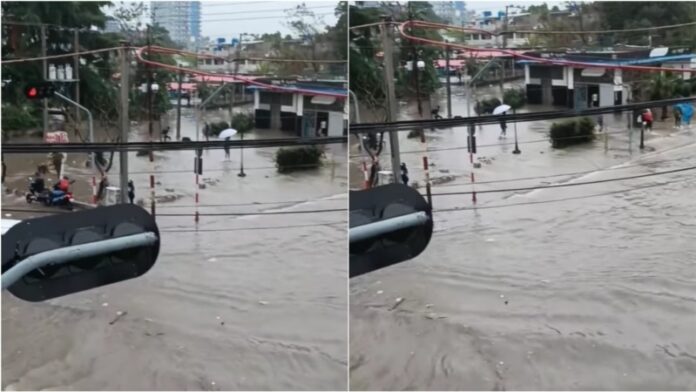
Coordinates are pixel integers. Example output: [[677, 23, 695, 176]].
[[24, 83, 55, 100]]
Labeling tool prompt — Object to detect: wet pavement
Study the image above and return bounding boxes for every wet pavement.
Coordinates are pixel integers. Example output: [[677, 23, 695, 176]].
[[349, 79, 696, 390], [2, 105, 348, 390]]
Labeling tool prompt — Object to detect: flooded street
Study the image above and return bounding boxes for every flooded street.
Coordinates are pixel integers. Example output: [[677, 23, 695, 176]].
[[350, 80, 696, 390], [2, 105, 348, 390]]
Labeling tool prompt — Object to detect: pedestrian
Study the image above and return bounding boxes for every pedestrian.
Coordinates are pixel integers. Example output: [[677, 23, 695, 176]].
[[203, 122, 210, 142], [641, 109, 653, 132], [127, 180, 135, 204], [457, 70, 462, 85], [320, 120, 328, 137], [1, 154, 6, 185], [597, 115, 604, 132], [431, 106, 443, 120], [224, 136, 231, 159], [674, 106, 682, 129], [499, 112, 508, 138], [400, 162, 409, 185], [161, 126, 171, 141]]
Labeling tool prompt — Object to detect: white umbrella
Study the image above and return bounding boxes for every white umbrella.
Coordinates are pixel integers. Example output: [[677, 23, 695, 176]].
[[218, 128, 238, 139], [493, 104, 511, 115]]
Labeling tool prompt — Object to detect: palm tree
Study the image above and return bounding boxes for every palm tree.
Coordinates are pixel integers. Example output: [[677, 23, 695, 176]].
[[649, 74, 678, 120]]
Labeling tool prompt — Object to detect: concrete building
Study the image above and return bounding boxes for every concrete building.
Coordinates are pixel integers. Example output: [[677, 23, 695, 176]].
[[519, 47, 696, 109], [151, 1, 201, 48], [249, 79, 347, 137], [103, 17, 121, 33]]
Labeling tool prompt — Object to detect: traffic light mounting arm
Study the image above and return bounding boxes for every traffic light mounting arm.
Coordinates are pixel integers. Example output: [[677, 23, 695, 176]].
[[2, 232, 157, 290]]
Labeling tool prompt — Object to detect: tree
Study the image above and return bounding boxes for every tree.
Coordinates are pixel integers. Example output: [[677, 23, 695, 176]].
[[230, 112, 254, 134]]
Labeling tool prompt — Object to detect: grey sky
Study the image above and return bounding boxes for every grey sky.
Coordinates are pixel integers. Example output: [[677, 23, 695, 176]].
[[465, 1, 568, 15], [200, 1, 340, 40]]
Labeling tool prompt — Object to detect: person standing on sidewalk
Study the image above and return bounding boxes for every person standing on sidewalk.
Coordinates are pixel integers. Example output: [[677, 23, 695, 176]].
[[641, 109, 653, 132], [674, 106, 682, 129], [127, 180, 135, 204]]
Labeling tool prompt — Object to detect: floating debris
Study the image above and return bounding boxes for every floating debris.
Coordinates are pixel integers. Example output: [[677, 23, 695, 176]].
[[376, 290, 384, 295], [389, 297, 405, 311], [258, 300, 269, 305], [109, 311, 127, 325], [102, 302, 109, 307], [208, 257, 217, 263]]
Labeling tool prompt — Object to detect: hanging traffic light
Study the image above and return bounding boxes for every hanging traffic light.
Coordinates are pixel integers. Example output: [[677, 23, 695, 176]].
[[350, 183, 433, 278], [2, 204, 160, 302], [24, 82, 55, 100]]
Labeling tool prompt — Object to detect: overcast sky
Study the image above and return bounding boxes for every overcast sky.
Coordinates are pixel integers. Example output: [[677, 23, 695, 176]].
[[201, 1, 340, 39], [465, 0, 567, 15]]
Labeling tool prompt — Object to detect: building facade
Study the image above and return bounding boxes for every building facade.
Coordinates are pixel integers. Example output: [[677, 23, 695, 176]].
[[520, 48, 696, 109], [151, 1, 201, 47], [250, 79, 347, 137]]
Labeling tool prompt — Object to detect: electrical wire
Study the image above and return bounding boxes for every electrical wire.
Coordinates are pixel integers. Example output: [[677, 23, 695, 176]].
[[2, 136, 347, 154], [432, 179, 687, 213], [201, 12, 335, 23], [155, 207, 346, 217], [200, 5, 336, 16], [159, 221, 346, 233], [156, 197, 347, 209], [1, 46, 123, 64], [430, 155, 694, 188], [426, 165, 695, 197], [399, 20, 696, 74], [349, 96, 696, 134]]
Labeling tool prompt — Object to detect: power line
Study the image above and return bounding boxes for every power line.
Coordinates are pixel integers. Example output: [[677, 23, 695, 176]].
[[1, 46, 123, 64], [431, 155, 694, 188], [156, 207, 346, 217], [156, 197, 347, 209], [200, 5, 335, 17], [159, 221, 346, 233], [427, 165, 696, 197], [349, 97, 696, 134], [432, 180, 687, 213], [200, 12, 334, 23], [2, 136, 346, 154], [1, 207, 346, 217]]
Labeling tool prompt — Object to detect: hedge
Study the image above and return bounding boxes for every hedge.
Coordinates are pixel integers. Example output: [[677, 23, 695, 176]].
[[275, 146, 324, 173], [550, 117, 596, 148]]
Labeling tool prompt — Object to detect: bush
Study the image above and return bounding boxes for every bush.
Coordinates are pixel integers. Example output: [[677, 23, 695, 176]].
[[503, 88, 526, 110], [550, 117, 596, 148], [275, 146, 324, 173], [475, 97, 502, 115], [206, 121, 230, 137], [230, 112, 254, 133], [1, 104, 40, 131]]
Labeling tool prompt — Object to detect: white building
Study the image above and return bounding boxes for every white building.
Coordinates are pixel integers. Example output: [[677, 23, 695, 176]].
[[151, 1, 201, 48]]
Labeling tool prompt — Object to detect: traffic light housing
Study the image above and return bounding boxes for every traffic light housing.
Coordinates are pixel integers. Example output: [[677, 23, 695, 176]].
[[350, 184, 433, 278], [2, 204, 160, 302], [24, 82, 55, 100]]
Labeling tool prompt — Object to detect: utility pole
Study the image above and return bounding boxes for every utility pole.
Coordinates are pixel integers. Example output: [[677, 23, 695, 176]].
[[408, 4, 422, 117], [445, 40, 452, 118], [503, 5, 509, 49], [381, 16, 400, 183], [119, 42, 130, 204], [74, 30, 81, 133], [176, 71, 183, 140], [41, 25, 48, 136], [147, 26, 154, 139], [146, 26, 156, 216], [233, 33, 246, 177]]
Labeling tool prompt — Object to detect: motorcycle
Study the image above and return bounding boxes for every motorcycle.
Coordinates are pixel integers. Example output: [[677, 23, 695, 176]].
[[25, 177, 74, 210]]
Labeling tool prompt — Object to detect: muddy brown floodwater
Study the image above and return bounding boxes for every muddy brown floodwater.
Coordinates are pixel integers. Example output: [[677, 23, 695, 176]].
[[2, 105, 348, 390], [350, 80, 696, 390]]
